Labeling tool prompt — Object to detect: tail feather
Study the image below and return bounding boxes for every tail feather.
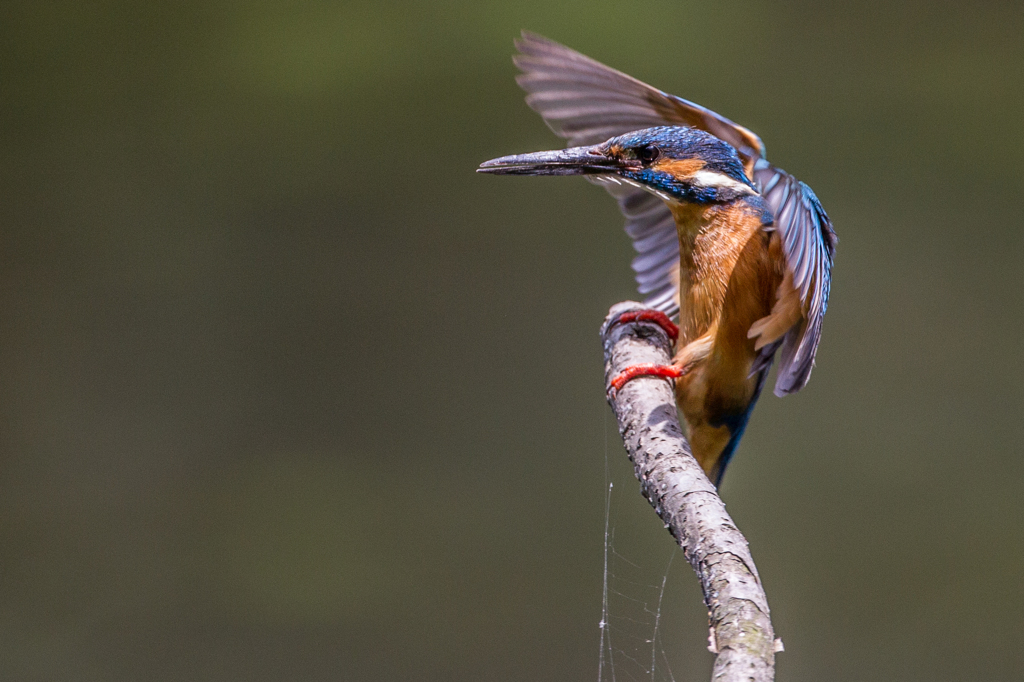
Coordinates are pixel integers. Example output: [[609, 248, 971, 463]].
[[704, 367, 771, 487]]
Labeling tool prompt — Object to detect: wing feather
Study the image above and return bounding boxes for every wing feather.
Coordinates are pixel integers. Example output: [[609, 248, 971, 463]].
[[752, 159, 837, 395]]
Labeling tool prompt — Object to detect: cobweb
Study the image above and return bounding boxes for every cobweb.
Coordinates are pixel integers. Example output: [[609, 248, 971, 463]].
[[598, 414, 683, 682]]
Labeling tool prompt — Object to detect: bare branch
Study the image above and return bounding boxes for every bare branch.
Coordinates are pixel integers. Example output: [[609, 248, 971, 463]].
[[601, 301, 777, 682]]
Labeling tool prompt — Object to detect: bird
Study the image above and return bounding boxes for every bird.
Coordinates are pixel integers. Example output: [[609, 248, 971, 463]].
[[478, 32, 836, 486]]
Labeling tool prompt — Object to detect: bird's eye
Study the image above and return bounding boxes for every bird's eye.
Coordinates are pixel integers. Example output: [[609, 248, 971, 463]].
[[636, 145, 660, 164]]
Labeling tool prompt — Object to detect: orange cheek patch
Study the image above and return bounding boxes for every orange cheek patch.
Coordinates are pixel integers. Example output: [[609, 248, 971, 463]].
[[654, 158, 706, 180]]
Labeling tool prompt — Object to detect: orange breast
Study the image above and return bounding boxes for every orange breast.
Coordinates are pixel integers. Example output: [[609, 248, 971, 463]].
[[668, 200, 784, 478]]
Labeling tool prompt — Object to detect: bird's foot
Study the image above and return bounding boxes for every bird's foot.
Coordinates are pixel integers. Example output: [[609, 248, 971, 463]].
[[606, 308, 679, 341], [609, 361, 693, 395]]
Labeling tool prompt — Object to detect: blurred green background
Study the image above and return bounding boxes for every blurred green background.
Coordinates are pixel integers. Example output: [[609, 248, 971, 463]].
[[2, 1, 1023, 680]]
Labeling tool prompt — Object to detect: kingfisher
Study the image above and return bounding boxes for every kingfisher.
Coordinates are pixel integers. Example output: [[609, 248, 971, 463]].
[[478, 33, 837, 486]]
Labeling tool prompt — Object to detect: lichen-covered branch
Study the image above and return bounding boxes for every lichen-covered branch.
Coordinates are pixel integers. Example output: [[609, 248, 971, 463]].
[[601, 301, 777, 682]]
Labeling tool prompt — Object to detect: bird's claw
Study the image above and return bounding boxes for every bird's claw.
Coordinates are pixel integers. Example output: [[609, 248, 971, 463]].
[[608, 309, 679, 342], [608, 363, 686, 396], [606, 310, 687, 397]]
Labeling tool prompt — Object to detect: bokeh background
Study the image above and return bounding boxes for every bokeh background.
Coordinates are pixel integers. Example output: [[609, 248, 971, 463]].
[[2, 1, 1023, 680]]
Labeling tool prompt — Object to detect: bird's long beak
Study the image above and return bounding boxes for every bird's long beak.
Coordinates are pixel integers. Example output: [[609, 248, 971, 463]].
[[477, 145, 621, 176]]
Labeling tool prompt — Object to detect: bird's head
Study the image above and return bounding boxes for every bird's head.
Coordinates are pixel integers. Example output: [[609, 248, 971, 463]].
[[478, 126, 756, 204]]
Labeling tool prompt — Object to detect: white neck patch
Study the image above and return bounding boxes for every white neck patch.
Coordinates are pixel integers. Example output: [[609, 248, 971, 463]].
[[690, 170, 756, 195]]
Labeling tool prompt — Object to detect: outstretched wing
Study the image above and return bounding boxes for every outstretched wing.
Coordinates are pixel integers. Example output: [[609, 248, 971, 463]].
[[512, 31, 835, 393], [513, 31, 765, 156], [513, 31, 765, 320]]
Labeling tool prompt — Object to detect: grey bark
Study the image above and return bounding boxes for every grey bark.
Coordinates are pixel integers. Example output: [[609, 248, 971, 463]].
[[601, 301, 777, 682]]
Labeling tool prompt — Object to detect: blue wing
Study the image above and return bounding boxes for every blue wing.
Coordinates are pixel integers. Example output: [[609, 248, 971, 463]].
[[512, 32, 836, 394], [752, 159, 837, 394]]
